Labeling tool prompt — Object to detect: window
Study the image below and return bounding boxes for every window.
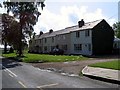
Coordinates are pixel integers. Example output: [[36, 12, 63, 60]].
[[57, 35, 60, 40], [88, 44, 91, 51], [85, 30, 90, 37], [39, 46, 42, 51], [62, 45, 67, 51], [44, 46, 47, 51], [39, 39, 42, 43], [44, 38, 47, 43], [51, 46, 55, 51], [52, 37, 54, 43], [74, 44, 82, 51], [76, 31, 80, 38], [63, 35, 66, 39]]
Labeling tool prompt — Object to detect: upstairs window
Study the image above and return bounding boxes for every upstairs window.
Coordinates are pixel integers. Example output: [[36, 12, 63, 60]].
[[85, 30, 90, 37], [63, 35, 66, 39], [76, 31, 80, 38], [44, 38, 47, 43], [40, 39, 42, 43], [52, 37, 54, 43]]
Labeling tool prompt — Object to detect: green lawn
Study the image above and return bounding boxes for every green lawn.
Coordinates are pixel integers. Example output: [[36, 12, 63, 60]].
[[89, 60, 120, 70], [2, 53, 88, 63]]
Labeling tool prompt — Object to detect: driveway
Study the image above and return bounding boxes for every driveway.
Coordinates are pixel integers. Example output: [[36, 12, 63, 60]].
[[31, 57, 118, 76]]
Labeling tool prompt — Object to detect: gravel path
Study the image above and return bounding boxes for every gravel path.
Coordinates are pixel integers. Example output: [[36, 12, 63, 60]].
[[31, 56, 119, 76]]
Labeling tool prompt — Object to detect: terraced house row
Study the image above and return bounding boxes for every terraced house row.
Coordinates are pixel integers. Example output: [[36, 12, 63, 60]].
[[29, 19, 114, 56]]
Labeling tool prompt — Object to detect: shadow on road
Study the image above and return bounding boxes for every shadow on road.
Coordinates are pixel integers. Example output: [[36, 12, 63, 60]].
[[2, 58, 22, 69]]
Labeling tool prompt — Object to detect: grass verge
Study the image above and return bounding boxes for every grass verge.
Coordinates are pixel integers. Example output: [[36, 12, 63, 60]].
[[2, 53, 88, 63], [89, 60, 120, 70]]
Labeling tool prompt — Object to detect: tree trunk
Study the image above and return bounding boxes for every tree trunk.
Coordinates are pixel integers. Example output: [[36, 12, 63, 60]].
[[18, 14, 23, 57], [4, 42, 7, 53], [18, 25, 23, 56]]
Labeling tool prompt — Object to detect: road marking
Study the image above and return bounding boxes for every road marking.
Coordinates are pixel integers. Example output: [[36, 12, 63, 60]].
[[2, 65, 17, 77], [8, 73, 14, 77], [18, 81, 27, 88], [3, 69, 7, 72], [37, 83, 59, 88], [37, 68, 41, 70]]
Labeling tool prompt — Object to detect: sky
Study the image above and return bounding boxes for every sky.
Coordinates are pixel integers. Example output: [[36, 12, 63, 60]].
[[0, 0, 119, 35], [118, 1, 120, 22]]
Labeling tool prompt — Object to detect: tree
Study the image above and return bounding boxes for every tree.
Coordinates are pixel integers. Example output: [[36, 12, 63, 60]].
[[2, 14, 29, 55], [113, 22, 120, 38], [0, 3, 2, 8], [2, 13, 15, 53], [3, 1, 45, 56]]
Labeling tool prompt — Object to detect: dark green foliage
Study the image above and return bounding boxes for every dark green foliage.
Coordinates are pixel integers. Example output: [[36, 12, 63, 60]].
[[3, 1, 45, 56], [2, 13, 15, 53]]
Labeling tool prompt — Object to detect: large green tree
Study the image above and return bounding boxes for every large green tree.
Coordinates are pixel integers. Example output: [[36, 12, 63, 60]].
[[3, 1, 45, 56], [2, 14, 26, 54], [2, 13, 15, 53], [113, 22, 120, 38]]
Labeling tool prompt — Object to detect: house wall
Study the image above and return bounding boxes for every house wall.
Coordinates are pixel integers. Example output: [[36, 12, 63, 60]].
[[42, 36, 56, 53], [29, 30, 93, 55], [55, 33, 71, 54], [37, 38, 43, 53], [70, 30, 92, 55], [36, 33, 71, 54], [29, 20, 114, 55], [92, 20, 114, 55], [29, 39, 36, 52], [29, 38, 43, 53]]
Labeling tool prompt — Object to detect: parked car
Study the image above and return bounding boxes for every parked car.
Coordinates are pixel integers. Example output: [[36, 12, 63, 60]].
[[49, 48, 64, 55]]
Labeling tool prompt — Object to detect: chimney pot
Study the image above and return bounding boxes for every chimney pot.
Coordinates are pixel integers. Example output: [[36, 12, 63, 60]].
[[78, 19, 85, 28]]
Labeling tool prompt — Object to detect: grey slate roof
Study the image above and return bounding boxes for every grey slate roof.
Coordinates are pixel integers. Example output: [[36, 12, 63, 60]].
[[35, 19, 103, 39]]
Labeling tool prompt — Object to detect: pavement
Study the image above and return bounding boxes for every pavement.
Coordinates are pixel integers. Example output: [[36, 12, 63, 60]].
[[82, 66, 120, 84]]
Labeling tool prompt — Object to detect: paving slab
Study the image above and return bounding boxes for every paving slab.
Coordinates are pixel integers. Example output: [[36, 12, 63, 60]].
[[82, 66, 120, 83]]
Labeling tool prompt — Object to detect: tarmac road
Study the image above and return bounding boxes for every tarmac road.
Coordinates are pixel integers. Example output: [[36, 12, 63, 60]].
[[1, 57, 119, 89]]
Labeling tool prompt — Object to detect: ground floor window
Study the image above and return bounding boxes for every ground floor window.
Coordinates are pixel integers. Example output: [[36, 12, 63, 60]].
[[44, 46, 47, 51], [39, 46, 42, 51], [62, 45, 67, 51], [74, 44, 82, 51], [51, 46, 55, 51], [88, 44, 91, 51]]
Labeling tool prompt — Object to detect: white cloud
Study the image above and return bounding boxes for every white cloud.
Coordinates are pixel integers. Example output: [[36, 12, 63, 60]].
[[0, 0, 116, 35], [0, 7, 7, 14], [34, 5, 116, 35]]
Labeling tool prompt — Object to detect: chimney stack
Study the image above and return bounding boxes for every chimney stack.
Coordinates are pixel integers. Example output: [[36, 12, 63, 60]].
[[39, 31, 43, 36], [49, 29, 53, 34], [78, 19, 85, 28]]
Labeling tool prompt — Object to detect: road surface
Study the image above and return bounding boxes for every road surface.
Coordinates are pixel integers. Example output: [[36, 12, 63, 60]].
[[1, 56, 119, 89]]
